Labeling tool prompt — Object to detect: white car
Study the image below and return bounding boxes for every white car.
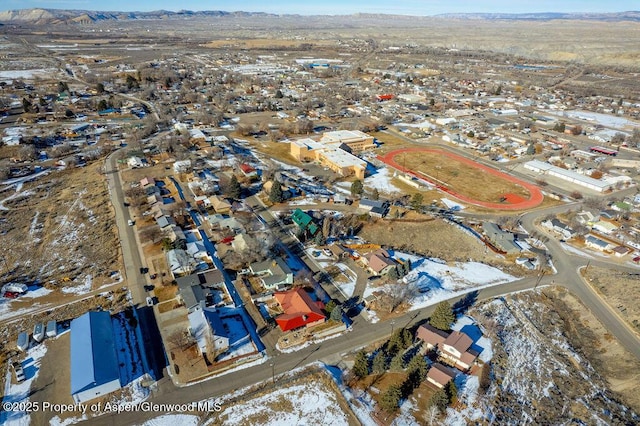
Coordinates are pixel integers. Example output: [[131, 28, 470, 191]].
[[146, 296, 154, 306], [128, 219, 135, 226]]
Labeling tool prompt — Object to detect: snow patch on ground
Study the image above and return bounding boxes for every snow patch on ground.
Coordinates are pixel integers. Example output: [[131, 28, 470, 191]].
[[364, 254, 516, 312], [216, 381, 350, 425], [364, 167, 402, 194], [1, 343, 48, 426], [61, 274, 93, 295], [140, 414, 201, 426]]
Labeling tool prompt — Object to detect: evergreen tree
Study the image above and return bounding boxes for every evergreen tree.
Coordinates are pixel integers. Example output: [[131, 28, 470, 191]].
[[330, 305, 343, 322], [350, 179, 364, 197], [387, 266, 399, 280], [372, 350, 387, 374], [428, 388, 449, 412], [225, 175, 241, 199], [401, 328, 413, 349], [371, 188, 380, 200], [410, 193, 424, 210], [406, 353, 428, 383], [389, 352, 405, 371], [325, 300, 337, 314], [387, 330, 401, 355], [353, 350, 369, 378], [430, 301, 455, 331], [526, 142, 536, 156], [380, 384, 402, 413], [22, 98, 32, 113], [445, 380, 458, 405], [269, 180, 284, 203], [479, 362, 491, 392], [322, 216, 331, 238], [314, 231, 325, 246]]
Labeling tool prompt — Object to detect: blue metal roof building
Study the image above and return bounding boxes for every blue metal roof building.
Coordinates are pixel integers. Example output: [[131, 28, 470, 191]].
[[70, 311, 121, 403]]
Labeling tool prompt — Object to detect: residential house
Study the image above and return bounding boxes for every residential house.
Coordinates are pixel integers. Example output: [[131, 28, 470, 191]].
[[186, 240, 211, 263], [128, 156, 144, 169], [155, 215, 176, 229], [576, 211, 598, 226], [140, 177, 156, 187], [250, 258, 294, 290], [585, 235, 613, 252], [612, 245, 631, 257], [592, 220, 618, 235], [147, 194, 163, 206], [274, 288, 326, 332], [231, 233, 256, 252], [542, 218, 575, 239], [482, 222, 521, 254], [70, 311, 121, 403], [440, 331, 479, 371], [209, 196, 232, 214], [327, 244, 349, 260], [416, 323, 449, 351], [426, 363, 457, 389], [291, 209, 319, 235], [365, 249, 397, 275], [177, 270, 227, 312], [239, 163, 258, 179], [600, 210, 619, 220], [173, 160, 192, 173], [166, 248, 197, 277], [188, 307, 230, 356], [144, 185, 161, 197], [164, 225, 186, 242], [358, 199, 389, 218]]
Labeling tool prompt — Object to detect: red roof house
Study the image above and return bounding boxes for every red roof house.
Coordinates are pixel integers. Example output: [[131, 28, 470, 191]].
[[239, 163, 258, 178], [274, 288, 326, 332]]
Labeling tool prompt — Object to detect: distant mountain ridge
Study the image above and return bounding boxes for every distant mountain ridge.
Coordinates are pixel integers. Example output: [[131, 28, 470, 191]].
[[434, 11, 640, 21], [0, 8, 639, 24]]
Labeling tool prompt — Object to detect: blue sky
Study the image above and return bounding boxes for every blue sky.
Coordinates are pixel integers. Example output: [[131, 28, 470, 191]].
[[2, 1, 638, 15]]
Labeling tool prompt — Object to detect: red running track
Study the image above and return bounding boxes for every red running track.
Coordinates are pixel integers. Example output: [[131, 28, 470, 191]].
[[378, 148, 544, 211]]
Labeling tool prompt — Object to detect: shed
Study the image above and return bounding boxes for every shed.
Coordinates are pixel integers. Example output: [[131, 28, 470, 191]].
[[17, 332, 29, 351], [33, 323, 45, 343], [46, 320, 57, 338], [70, 311, 121, 403]]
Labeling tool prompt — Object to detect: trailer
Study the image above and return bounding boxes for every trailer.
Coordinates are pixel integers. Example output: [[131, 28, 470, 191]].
[[46, 320, 57, 338], [2, 282, 28, 294], [33, 323, 45, 343], [17, 332, 29, 351]]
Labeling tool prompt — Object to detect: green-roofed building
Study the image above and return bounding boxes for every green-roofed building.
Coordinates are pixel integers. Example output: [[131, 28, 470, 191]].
[[291, 208, 318, 235]]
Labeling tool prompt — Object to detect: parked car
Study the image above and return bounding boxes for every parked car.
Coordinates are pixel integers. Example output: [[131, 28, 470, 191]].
[[146, 296, 154, 307], [12, 362, 25, 383], [3, 291, 20, 299], [128, 219, 135, 226]]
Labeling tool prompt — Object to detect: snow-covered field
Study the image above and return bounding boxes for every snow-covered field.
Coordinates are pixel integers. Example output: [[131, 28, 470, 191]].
[[364, 253, 517, 312], [142, 364, 354, 426], [215, 381, 350, 425], [363, 167, 402, 194]]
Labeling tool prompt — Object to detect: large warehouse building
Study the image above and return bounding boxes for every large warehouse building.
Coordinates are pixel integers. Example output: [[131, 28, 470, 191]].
[[70, 311, 121, 404]]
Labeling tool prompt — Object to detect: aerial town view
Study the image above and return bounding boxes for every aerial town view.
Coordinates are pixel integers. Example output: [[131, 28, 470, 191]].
[[1, 0, 640, 425]]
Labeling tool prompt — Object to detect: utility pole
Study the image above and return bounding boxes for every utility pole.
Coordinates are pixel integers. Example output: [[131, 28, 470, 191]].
[[534, 269, 545, 291]]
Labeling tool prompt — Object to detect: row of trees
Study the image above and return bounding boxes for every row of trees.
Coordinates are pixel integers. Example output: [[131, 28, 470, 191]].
[[352, 326, 457, 414]]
